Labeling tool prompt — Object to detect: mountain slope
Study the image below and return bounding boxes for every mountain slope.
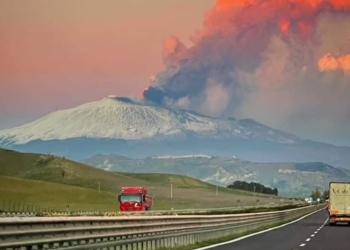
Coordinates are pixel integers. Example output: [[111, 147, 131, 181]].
[[0, 148, 281, 209], [0, 175, 118, 211], [85, 154, 350, 197], [1, 96, 350, 168], [0, 96, 302, 145]]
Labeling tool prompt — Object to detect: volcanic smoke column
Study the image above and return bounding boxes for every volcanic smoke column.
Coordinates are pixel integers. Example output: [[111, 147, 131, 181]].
[[143, 0, 350, 120]]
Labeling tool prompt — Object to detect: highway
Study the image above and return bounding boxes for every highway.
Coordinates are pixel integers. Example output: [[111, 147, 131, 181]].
[[196, 209, 349, 250]]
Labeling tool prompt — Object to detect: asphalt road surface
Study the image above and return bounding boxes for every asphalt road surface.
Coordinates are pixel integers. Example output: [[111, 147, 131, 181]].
[[197, 209, 349, 250]]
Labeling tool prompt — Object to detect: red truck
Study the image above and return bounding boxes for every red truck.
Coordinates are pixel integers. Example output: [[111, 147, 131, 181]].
[[117, 186, 153, 211]]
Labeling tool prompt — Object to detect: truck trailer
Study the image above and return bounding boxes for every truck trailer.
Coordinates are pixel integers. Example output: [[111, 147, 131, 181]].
[[118, 186, 153, 211], [328, 182, 350, 226]]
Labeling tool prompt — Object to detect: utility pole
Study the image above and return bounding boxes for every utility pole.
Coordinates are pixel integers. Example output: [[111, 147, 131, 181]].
[[254, 186, 256, 197], [170, 183, 173, 199], [216, 167, 219, 196]]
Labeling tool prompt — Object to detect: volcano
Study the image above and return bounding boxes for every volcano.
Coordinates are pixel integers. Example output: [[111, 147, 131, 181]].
[[1, 96, 350, 169]]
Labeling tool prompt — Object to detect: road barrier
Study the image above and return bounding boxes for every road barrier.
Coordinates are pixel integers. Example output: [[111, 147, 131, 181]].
[[0, 205, 322, 250], [0, 203, 308, 218]]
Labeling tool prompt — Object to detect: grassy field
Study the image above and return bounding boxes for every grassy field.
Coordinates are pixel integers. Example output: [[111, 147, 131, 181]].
[[0, 148, 284, 211], [0, 175, 118, 211]]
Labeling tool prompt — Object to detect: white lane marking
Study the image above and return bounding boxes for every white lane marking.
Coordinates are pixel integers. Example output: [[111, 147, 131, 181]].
[[194, 209, 323, 250], [298, 217, 329, 247]]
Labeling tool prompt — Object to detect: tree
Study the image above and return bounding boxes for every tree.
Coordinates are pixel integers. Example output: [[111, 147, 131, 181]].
[[227, 181, 278, 196], [310, 187, 322, 200], [322, 189, 329, 200], [272, 188, 278, 196]]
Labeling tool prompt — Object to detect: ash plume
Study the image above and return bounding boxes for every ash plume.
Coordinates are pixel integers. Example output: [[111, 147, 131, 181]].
[[143, 0, 350, 145]]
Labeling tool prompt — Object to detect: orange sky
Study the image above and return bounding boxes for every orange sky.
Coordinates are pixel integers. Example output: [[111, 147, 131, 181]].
[[0, 0, 215, 129]]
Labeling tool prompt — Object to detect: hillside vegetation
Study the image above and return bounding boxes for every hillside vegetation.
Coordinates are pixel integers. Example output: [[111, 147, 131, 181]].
[[0, 175, 117, 211], [85, 154, 348, 197], [0, 148, 282, 210]]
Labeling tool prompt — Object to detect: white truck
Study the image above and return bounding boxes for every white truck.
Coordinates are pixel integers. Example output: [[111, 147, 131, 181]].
[[328, 182, 350, 226]]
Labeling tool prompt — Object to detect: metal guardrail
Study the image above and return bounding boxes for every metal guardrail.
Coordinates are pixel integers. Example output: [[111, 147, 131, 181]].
[[0, 202, 308, 218], [0, 205, 322, 250]]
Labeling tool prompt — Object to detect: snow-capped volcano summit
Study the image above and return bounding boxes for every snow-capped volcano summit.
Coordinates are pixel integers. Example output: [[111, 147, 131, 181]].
[[0, 96, 173, 144], [1, 95, 350, 169], [0, 96, 300, 145]]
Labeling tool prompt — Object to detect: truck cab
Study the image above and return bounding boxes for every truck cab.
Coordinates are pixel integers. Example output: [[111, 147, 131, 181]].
[[118, 186, 153, 211]]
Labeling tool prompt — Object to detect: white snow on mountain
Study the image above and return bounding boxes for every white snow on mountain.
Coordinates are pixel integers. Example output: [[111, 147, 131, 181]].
[[151, 154, 213, 159], [0, 96, 301, 145]]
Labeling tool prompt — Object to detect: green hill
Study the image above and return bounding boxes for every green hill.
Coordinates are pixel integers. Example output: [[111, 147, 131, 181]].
[[0, 175, 117, 211], [0, 148, 282, 210], [85, 154, 347, 197]]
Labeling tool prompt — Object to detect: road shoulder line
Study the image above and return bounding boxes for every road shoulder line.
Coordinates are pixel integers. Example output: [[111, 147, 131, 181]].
[[194, 208, 324, 250]]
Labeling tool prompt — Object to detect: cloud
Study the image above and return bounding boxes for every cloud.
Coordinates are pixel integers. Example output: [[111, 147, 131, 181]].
[[143, 0, 350, 145]]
